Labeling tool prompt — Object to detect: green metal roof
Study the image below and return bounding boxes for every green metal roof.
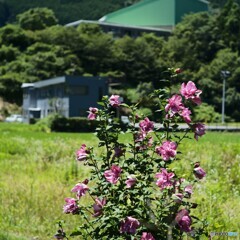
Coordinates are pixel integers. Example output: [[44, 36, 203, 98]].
[[99, 0, 208, 28]]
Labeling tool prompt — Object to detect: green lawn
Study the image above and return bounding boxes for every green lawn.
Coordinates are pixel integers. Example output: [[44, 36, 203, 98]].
[[0, 123, 239, 239]]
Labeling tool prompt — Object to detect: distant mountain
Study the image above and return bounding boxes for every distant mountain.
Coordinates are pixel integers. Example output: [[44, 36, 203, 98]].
[[0, 0, 238, 27]]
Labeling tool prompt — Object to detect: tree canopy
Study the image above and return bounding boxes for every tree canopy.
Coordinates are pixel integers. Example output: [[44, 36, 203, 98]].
[[0, 0, 240, 121]]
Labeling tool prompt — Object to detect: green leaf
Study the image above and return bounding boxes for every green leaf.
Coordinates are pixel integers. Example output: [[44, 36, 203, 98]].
[[97, 101, 105, 106], [70, 230, 82, 236], [120, 103, 130, 108]]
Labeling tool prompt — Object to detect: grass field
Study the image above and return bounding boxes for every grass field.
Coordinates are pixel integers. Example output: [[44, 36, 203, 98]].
[[0, 123, 239, 239]]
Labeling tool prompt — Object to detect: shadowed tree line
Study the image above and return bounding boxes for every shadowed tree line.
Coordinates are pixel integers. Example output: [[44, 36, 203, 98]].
[[0, 0, 239, 26], [0, 0, 240, 121]]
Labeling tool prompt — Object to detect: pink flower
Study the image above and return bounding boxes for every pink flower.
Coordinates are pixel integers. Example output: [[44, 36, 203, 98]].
[[155, 168, 175, 190], [175, 209, 192, 232], [87, 107, 98, 120], [141, 232, 155, 240], [139, 117, 154, 135], [63, 198, 79, 214], [193, 162, 206, 179], [120, 216, 140, 234], [125, 176, 137, 188], [71, 183, 89, 199], [135, 132, 145, 142], [109, 95, 122, 107], [155, 141, 177, 161], [172, 193, 184, 203], [165, 94, 184, 117], [180, 107, 191, 123], [180, 81, 202, 105], [184, 185, 193, 196], [193, 123, 205, 140], [93, 197, 106, 217], [76, 144, 89, 161], [104, 165, 122, 184]]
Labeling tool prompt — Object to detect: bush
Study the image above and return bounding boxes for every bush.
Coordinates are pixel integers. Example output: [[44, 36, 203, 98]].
[[51, 117, 98, 132], [55, 69, 208, 239], [193, 103, 221, 123]]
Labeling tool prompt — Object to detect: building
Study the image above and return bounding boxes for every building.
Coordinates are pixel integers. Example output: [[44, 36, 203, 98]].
[[66, 0, 209, 37], [22, 76, 108, 122]]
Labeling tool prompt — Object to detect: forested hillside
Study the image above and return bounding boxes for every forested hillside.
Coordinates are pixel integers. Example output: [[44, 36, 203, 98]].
[[0, 0, 240, 121], [0, 0, 139, 26], [0, 0, 239, 27]]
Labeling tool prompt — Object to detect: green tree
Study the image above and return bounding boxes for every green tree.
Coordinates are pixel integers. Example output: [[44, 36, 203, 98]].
[[0, 45, 20, 63], [36, 25, 82, 51], [114, 35, 161, 85], [197, 48, 240, 120], [0, 72, 26, 104], [165, 12, 220, 75], [209, 0, 240, 8], [75, 23, 115, 75], [215, 0, 240, 51], [17, 8, 58, 31], [0, 24, 34, 50], [24, 42, 83, 79]]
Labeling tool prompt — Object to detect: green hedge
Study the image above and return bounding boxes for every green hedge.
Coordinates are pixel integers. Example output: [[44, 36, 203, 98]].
[[51, 117, 99, 132]]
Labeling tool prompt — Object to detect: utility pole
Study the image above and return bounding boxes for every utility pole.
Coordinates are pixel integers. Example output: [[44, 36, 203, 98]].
[[221, 70, 230, 124]]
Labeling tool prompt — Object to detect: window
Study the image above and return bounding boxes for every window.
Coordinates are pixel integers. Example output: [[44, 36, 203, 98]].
[[69, 86, 89, 95]]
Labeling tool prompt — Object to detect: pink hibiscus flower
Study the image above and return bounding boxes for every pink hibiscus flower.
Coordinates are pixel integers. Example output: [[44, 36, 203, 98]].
[[104, 165, 122, 184], [155, 141, 177, 161], [155, 168, 175, 190], [180, 81, 202, 105]]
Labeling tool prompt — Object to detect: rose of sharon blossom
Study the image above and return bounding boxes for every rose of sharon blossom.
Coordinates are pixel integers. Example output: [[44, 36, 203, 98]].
[[156, 141, 177, 161], [175, 209, 192, 232], [155, 168, 175, 190], [87, 107, 98, 120], [76, 144, 89, 161], [135, 132, 145, 142], [193, 123, 205, 141], [63, 198, 79, 214], [193, 162, 206, 179], [184, 185, 193, 196], [125, 176, 137, 188], [141, 232, 155, 240], [71, 183, 89, 199], [109, 95, 122, 107], [93, 197, 106, 217], [120, 216, 140, 234], [172, 193, 184, 203], [165, 94, 184, 117], [104, 165, 122, 184], [180, 81, 202, 105], [180, 107, 192, 123], [139, 117, 154, 135]]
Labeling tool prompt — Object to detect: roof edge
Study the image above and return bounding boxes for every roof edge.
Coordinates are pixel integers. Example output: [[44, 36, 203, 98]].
[[66, 19, 173, 33]]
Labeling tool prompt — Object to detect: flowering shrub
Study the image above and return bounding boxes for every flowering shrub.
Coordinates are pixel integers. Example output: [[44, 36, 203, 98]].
[[55, 68, 208, 239]]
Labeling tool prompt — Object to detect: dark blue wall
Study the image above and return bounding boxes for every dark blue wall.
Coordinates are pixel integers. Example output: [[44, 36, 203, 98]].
[[66, 76, 108, 117]]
